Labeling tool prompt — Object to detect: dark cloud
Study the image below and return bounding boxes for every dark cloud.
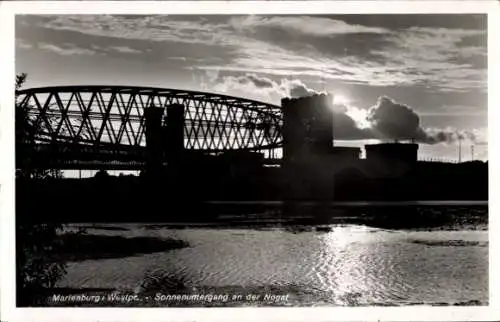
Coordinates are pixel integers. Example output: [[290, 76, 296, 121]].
[[217, 73, 325, 99], [316, 15, 486, 31], [365, 96, 477, 144], [367, 96, 421, 140], [241, 74, 275, 89]]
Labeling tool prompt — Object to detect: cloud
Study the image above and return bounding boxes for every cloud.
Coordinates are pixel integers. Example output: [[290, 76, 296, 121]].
[[197, 26, 486, 91], [367, 96, 422, 140], [218, 21, 485, 92], [16, 38, 33, 49], [285, 79, 325, 98], [37, 42, 98, 56], [369, 26, 487, 92], [19, 15, 487, 92], [332, 104, 372, 140], [365, 96, 478, 144], [211, 73, 281, 100], [210, 73, 326, 101], [245, 73, 276, 89], [421, 104, 486, 116], [20, 15, 487, 93], [169, 56, 188, 61], [230, 16, 390, 36], [34, 15, 232, 47], [110, 45, 142, 54]]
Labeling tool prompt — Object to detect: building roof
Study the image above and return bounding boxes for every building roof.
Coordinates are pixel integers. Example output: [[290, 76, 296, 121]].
[[365, 143, 418, 149]]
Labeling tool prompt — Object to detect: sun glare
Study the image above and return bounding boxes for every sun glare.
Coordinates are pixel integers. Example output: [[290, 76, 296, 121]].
[[333, 94, 351, 106], [330, 93, 371, 129]]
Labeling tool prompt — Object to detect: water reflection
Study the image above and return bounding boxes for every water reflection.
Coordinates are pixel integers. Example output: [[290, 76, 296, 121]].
[[58, 224, 488, 306]]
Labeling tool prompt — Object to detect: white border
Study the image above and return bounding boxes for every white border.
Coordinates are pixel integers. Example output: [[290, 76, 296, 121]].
[[1, 1, 499, 321]]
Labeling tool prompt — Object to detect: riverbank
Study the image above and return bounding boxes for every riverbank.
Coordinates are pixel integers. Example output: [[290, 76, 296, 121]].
[[16, 193, 488, 227], [46, 203, 488, 233]]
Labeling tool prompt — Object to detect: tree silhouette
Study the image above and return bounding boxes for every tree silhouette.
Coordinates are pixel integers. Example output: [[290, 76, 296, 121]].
[[16, 73, 63, 179], [16, 73, 67, 306]]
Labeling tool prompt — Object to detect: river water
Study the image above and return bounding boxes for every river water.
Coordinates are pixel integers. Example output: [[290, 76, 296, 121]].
[[57, 222, 488, 306]]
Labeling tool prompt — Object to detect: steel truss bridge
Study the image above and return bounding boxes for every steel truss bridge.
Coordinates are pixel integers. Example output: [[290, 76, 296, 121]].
[[16, 85, 284, 170]]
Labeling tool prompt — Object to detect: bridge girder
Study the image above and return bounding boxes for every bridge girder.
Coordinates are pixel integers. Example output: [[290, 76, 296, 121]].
[[16, 85, 283, 155]]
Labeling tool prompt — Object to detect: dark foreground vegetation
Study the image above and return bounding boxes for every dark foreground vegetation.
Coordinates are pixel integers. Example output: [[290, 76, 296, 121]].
[[16, 230, 189, 306]]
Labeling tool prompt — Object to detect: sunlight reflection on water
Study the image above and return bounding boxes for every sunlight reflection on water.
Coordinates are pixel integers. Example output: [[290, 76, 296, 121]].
[[58, 224, 488, 306]]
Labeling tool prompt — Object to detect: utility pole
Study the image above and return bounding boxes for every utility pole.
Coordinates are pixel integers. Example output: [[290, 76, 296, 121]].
[[458, 137, 462, 163], [471, 144, 475, 161]]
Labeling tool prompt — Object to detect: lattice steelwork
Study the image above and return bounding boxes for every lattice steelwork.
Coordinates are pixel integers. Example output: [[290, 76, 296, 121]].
[[16, 86, 283, 155]]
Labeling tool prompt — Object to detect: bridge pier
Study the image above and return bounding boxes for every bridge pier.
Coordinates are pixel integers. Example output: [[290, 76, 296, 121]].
[[144, 104, 185, 178], [164, 104, 185, 170], [144, 106, 165, 177]]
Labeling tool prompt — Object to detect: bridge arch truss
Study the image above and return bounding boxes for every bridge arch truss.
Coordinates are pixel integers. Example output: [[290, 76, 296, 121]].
[[16, 86, 284, 158]]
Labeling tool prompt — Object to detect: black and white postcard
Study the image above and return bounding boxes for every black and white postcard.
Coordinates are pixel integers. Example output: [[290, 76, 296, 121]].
[[1, 1, 499, 322]]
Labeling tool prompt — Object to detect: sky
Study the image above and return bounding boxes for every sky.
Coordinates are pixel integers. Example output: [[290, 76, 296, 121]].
[[15, 14, 488, 161]]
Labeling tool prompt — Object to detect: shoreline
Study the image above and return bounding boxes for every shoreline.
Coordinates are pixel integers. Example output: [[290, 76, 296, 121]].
[[65, 203, 489, 231], [72, 220, 489, 232], [206, 200, 488, 206]]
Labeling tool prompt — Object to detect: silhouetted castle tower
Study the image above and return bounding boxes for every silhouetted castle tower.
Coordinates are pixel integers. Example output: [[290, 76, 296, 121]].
[[281, 93, 335, 200], [282, 93, 334, 166]]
